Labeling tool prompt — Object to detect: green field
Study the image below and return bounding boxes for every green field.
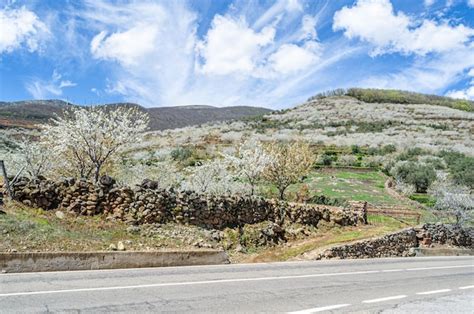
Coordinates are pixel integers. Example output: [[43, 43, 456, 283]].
[[263, 168, 413, 207]]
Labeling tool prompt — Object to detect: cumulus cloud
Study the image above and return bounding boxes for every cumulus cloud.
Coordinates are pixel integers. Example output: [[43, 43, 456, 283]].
[[197, 15, 275, 75], [445, 67, 474, 100], [269, 42, 321, 74], [469, 0, 474, 8], [81, 0, 336, 107], [0, 6, 49, 53], [91, 26, 159, 67], [424, 0, 436, 6], [87, 1, 197, 106], [25, 70, 76, 99], [333, 0, 474, 56]]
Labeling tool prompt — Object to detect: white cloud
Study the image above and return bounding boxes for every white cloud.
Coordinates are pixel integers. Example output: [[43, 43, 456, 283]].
[[445, 67, 474, 100], [468, 0, 474, 8], [81, 0, 351, 108], [0, 6, 49, 53], [424, 0, 436, 6], [333, 0, 474, 56], [299, 15, 318, 41], [91, 25, 159, 67], [197, 15, 275, 75], [358, 44, 474, 96], [252, 0, 302, 29], [25, 70, 76, 99], [445, 87, 474, 100], [269, 42, 321, 74]]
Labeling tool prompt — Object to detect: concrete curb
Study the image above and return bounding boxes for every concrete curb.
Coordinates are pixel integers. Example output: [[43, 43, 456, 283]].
[[0, 250, 229, 273], [414, 247, 474, 257]]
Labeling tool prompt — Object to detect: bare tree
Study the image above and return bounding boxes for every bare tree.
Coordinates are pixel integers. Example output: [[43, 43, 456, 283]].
[[42, 106, 149, 182], [263, 141, 315, 200]]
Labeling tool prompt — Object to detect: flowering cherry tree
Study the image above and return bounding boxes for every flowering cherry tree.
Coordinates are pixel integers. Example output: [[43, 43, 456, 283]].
[[42, 106, 149, 182], [17, 138, 51, 178], [181, 159, 248, 196], [429, 179, 474, 226], [223, 139, 273, 195]]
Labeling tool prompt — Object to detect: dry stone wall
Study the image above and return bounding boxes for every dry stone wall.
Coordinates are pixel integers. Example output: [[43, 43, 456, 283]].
[[7, 176, 367, 230], [314, 223, 473, 260]]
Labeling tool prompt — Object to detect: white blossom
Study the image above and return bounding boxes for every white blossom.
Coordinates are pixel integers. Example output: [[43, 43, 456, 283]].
[[42, 106, 149, 182], [429, 179, 474, 225], [222, 139, 273, 195]]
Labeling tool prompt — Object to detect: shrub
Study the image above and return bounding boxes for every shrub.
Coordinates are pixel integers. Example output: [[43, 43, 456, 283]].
[[381, 144, 397, 154], [171, 147, 193, 161], [391, 161, 437, 193], [450, 157, 474, 189], [346, 88, 473, 112], [351, 145, 361, 154], [397, 147, 427, 161], [309, 195, 348, 207], [439, 151, 474, 188], [317, 152, 337, 166]]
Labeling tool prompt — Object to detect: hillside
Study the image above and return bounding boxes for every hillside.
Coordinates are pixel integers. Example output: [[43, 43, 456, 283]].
[[136, 92, 474, 156], [0, 100, 272, 130]]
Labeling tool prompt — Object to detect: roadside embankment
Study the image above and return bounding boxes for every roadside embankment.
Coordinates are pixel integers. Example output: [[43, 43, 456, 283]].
[[0, 250, 229, 273], [306, 223, 473, 260]]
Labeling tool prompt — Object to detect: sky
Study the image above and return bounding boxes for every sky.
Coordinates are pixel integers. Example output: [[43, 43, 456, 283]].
[[0, 0, 473, 109]]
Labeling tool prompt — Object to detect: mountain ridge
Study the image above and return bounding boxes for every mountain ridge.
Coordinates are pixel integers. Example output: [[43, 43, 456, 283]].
[[0, 100, 272, 131]]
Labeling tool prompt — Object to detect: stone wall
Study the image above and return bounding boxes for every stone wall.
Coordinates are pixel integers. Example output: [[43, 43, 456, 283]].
[[313, 223, 473, 260], [315, 228, 418, 259], [416, 223, 473, 248], [7, 176, 367, 230]]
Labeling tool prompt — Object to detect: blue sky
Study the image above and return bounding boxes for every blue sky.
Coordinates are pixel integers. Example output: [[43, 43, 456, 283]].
[[0, 0, 473, 109]]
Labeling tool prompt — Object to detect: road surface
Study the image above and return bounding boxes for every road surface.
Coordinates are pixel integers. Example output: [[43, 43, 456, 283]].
[[1, 256, 473, 313]]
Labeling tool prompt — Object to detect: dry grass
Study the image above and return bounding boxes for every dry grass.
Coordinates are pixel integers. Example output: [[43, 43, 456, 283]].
[[0, 201, 218, 253], [234, 214, 409, 263]]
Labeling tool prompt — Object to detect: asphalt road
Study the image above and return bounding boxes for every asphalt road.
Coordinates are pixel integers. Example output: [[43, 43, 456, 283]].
[[1, 256, 473, 313]]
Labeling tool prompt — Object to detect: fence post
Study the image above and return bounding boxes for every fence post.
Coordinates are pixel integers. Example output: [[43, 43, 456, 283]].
[[0, 160, 13, 199]]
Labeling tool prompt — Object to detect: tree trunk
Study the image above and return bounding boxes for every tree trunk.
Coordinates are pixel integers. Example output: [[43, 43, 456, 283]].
[[279, 187, 286, 200], [94, 165, 101, 184], [0, 160, 13, 199]]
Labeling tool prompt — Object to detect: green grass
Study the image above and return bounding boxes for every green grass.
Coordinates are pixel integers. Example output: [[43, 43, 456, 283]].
[[262, 168, 413, 207], [410, 193, 436, 207]]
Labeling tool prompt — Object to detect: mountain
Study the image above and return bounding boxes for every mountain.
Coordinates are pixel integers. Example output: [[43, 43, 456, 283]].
[[0, 100, 272, 130], [136, 89, 473, 157]]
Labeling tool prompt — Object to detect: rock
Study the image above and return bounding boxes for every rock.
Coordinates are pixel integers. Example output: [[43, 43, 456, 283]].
[[235, 244, 244, 253], [117, 241, 126, 251], [55, 211, 65, 219], [126, 225, 141, 234], [109, 244, 117, 251]]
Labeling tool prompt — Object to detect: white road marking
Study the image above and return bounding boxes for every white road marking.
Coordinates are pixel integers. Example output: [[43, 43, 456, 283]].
[[459, 285, 474, 290], [362, 295, 407, 303], [0, 264, 471, 297], [288, 304, 351, 313], [416, 289, 451, 295], [381, 269, 403, 273], [405, 265, 473, 271], [0, 270, 378, 297]]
